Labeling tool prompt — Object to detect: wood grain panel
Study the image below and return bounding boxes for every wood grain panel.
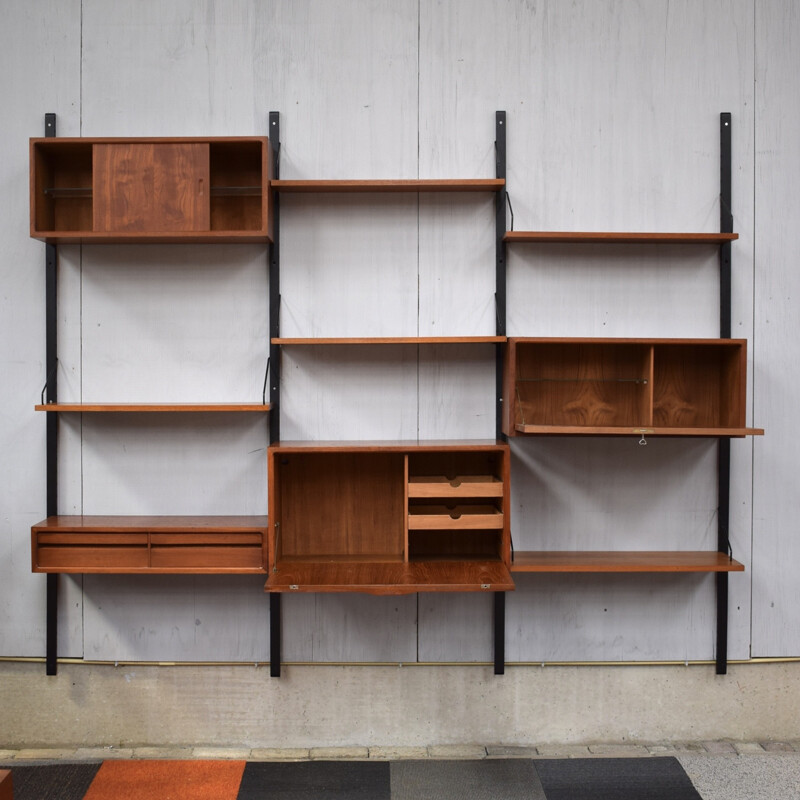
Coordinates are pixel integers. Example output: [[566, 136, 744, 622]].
[[511, 550, 745, 573], [277, 451, 404, 559], [94, 142, 210, 232]]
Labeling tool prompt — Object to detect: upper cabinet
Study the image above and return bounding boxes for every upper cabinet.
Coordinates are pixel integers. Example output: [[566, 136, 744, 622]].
[[30, 137, 272, 243]]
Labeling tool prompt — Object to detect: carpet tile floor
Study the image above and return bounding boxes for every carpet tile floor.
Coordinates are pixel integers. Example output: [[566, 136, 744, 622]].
[[0, 757, 708, 799]]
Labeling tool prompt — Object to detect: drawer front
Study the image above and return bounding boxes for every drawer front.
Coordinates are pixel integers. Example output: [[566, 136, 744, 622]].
[[407, 475, 503, 499], [408, 505, 504, 530], [34, 532, 149, 572]]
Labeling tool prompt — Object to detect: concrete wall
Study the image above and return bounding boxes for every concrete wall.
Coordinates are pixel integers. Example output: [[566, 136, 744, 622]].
[[1, 0, 798, 745]]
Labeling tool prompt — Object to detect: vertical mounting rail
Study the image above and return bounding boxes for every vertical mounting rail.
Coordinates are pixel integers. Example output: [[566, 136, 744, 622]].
[[268, 111, 282, 677], [494, 110, 507, 675], [44, 113, 59, 676], [716, 112, 733, 675]]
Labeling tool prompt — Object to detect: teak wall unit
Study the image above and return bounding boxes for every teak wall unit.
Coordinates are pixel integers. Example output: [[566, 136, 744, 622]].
[[30, 115, 273, 675], [30, 111, 760, 676]]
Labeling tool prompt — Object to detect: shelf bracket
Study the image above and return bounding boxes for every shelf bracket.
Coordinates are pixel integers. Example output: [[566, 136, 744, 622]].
[[716, 112, 733, 676]]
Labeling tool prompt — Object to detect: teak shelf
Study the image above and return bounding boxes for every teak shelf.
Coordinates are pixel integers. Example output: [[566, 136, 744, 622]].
[[271, 336, 505, 345], [30, 136, 272, 242], [503, 231, 739, 245], [511, 551, 745, 573], [271, 178, 504, 193], [35, 403, 270, 413], [31, 516, 269, 574]]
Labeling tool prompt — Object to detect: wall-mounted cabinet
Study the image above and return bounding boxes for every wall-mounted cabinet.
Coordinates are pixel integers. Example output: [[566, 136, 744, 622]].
[[503, 338, 763, 437], [265, 441, 512, 594], [30, 137, 272, 243]]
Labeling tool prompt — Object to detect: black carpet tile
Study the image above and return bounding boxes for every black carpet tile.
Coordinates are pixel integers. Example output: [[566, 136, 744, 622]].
[[391, 758, 546, 800], [2, 762, 102, 800], [534, 757, 703, 800], [237, 760, 391, 800]]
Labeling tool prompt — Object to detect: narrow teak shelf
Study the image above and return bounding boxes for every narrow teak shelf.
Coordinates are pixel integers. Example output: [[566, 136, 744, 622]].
[[271, 336, 505, 345], [511, 551, 745, 573], [35, 403, 271, 413], [272, 178, 504, 193], [504, 231, 739, 244]]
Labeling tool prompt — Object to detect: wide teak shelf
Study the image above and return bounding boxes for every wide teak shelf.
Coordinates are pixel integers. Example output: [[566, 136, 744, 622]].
[[30, 136, 272, 242], [503, 231, 739, 244], [271, 178, 504, 193], [511, 551, 745, 573], [35, 403, 270, 413], [31, 516, 269, 574]]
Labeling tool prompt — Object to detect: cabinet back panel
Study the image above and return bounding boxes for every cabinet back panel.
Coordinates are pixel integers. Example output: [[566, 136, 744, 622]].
[[514, 343, 652, 427], [408, 530, 502, 560], [93, 143, 210, 232], [653, 344, 744, 428], [278, 452, 404, 558]]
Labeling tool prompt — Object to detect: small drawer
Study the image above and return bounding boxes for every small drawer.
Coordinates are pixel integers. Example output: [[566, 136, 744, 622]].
[[408, 505, 504, 530], [33, 532, 149, 572], [150, 532, 266, 570], [407, 475, 503, 499]]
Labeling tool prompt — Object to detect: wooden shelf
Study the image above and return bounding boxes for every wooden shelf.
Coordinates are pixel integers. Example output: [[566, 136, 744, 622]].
[[271, 178, 504, 193], [511, 551, 744, 573], [265, 560, 513, 594], [30, 137, 272, 242], [35, 403, 270, 413], [408, 505, 504, 530], [408, 475, 503, 499], [31, 516, 269, 574], [504, 231, 739, 244], [514, 424, 764, 437], [272, 336, 505, 345]]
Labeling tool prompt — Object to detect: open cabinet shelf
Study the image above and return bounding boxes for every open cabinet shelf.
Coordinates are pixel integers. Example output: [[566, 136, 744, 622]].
[[503, 338, 763, 438], [271, 178, 504, 193]]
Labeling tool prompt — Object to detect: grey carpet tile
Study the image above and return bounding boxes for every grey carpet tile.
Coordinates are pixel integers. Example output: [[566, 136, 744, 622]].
[[534, 757, 703, 800], [391, 758, 546, 800]]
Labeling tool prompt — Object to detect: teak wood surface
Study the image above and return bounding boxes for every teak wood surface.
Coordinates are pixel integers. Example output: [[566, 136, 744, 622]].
[[31, 516, 268, 574], [511, 551, 745, 573], [503, 231, 739, 244], [35, 403, 270, 413], [265, 560, 514, 594], [271, 178, 504, 193], [504, 338, 762, 437], [272, 336, 506, 345], [30, 136, 271, 242]]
